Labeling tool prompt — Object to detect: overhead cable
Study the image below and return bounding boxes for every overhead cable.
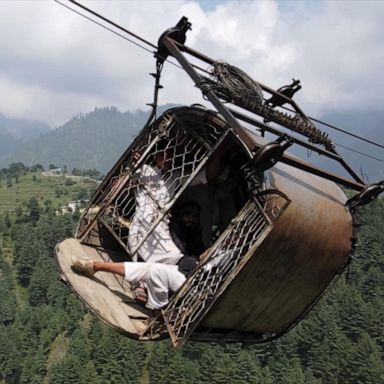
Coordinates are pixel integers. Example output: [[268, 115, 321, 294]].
[[68, 0, 157, 49], [55, 0, 209, 74], [280, 105, 384, 150], [311, 115, 384, 150], [56, 0, 383, 163], [335, 143, 384, 164], [54, 0, 154, 54]]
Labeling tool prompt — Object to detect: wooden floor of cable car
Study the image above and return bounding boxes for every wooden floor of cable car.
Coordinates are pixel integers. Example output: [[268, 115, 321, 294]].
[[55, 238, 153, 337]]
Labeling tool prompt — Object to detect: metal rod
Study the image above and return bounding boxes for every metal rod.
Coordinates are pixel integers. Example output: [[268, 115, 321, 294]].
[[163, 37, 255, 155], [280, 155, 365, 191], [229, 108, 365, 185], [229, 108, 342, 161], [164, 37, 366, 192]]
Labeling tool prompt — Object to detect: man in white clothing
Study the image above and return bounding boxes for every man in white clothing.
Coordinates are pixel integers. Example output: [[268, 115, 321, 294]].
[[72, 256, 198, 309], [128, 148, 207, 265]]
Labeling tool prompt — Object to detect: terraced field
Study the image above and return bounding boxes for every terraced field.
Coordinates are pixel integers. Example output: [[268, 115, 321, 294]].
[[0, 171, 99, 216]]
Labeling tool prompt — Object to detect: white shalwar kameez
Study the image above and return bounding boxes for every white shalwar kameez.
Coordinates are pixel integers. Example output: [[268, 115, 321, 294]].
[[128, 164, 206, 264], [124, 262, 186, 309]]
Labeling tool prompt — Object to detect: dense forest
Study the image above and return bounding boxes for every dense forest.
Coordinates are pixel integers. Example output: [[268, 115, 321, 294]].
[[0, 105, 177, 174], [0, 164, 383, 383]]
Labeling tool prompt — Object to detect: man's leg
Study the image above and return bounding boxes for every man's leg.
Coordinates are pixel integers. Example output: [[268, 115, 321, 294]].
[[72, 258, 125, 277], [73, 258, 149, 280], [94, 261, 125, 276]]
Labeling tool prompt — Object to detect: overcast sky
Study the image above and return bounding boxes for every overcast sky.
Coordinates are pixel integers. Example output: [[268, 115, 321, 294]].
[[0, 0, 383, 129]]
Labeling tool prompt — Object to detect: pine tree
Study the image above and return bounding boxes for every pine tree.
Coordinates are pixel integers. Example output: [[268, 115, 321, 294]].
[[19, 347, 46, 384], [347, 332, 384, 384], [26, 197, 41, 225], [0, 249, 17, 325], [28, 256, 53, 306]]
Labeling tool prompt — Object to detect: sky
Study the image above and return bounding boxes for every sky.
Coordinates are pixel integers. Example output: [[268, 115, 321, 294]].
[[0, 0, 383, 131]]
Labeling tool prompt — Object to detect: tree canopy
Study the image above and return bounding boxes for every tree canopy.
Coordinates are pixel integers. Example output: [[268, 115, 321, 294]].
[[0, 168, 383, 383]]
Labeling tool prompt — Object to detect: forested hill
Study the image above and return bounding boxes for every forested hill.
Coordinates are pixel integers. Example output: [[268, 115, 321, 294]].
[[0, 106, 382, 181], [0, 114, 50, 159], [0, 107, 146, 173], [0, 105, 177, 173], [0, 163, 383, 383]]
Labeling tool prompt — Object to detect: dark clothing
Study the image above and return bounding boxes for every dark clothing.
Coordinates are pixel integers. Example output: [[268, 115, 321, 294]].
[[169, 221, 205, 258], [177, 256, 199, 277]]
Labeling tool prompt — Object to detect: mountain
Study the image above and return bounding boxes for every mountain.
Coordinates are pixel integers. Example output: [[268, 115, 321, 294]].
[[1, 105, 382, 181], [0, 130, 19, 157], [0, 104, 178, 173], [1, 107, 145, 173], [0, 113, 50, 141], [0, 114, 50, 159]]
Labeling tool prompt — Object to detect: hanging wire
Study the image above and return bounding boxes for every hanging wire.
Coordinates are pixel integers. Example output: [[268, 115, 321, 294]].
[[68, 0, 157, 49], [280, 105, 384, 150], [311, 115, 384, 150], [54, 0, 209, 74], [335, 143, 384, 164], [54, 0, 154, 54], [55, 0, 384, 164]]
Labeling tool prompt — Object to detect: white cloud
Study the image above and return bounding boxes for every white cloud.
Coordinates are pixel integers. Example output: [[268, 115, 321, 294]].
[[0, 0, 383, 126], [271, 1, 384, 114], [0, 74, 106, 126]]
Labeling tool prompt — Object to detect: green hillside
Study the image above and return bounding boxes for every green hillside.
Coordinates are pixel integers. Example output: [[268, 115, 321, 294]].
[[0, 164, 98, 217], [0, 105, 177, 174], [0, 161, 383, 383], [0, 113, 50, 158], [0, 107, 144, 173]]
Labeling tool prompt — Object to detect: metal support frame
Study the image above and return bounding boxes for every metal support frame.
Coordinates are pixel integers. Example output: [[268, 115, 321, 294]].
[[161, 36, 366, 192], [163, 37, 255, 157]]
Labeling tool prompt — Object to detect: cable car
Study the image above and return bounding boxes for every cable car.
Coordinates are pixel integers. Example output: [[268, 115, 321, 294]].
[[55, 17, 383, 348]]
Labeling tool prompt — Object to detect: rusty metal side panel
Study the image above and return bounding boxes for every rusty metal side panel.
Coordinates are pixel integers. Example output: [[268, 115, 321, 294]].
[[200, 162, 353, 334]]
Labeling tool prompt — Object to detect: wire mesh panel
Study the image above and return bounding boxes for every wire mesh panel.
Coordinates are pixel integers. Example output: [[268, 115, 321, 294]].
[[76, 116, 162, 239], [77, 108, 230, 258], [156, 191, 289, 348]]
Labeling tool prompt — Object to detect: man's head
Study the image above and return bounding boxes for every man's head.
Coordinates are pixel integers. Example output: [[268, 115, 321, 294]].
[[154, 140, 174, 171], [178, 256, 198, 277], [177, 201, 200, 229], [155, 150, 173, 171]]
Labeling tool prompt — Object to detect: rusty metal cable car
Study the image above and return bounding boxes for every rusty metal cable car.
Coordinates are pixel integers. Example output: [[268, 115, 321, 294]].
[[55, 17, 383, 348]]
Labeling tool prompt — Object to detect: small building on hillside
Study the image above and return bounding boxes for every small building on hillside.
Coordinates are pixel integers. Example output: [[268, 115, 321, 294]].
[[58, 200, 89, 215]]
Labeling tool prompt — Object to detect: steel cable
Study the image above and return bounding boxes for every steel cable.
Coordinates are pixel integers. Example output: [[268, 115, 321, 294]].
[[55, 0, 384, 164]]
